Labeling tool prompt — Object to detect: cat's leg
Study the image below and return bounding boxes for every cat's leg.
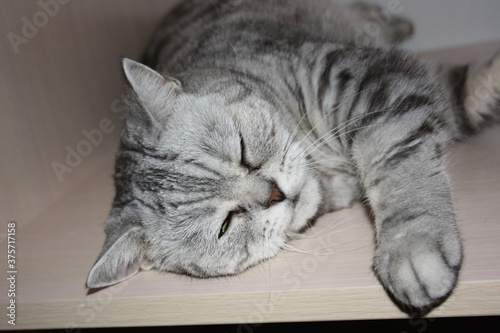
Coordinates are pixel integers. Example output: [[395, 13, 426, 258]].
[[348, 2, 414, 45], [351, 117, 463, 312], [349, 49, 499, 312]]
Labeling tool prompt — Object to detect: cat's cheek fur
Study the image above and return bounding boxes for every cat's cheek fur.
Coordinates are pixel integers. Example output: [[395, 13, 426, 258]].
[[288, 175, 322, 232], [243, 209, 292, 267]]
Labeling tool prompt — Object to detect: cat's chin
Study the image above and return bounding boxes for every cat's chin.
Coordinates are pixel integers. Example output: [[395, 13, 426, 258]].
[[287, 176, 322, 233]]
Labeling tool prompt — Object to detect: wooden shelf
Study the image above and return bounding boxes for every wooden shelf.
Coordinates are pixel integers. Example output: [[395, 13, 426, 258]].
[[1, 7, 499, 327]]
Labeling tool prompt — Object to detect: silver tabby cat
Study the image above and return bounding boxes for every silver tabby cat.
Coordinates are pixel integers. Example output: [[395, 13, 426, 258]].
[[87, 0, 500, 313]]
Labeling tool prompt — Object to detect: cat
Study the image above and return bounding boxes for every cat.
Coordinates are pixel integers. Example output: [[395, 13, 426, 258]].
[[86, 0, 500, 314]]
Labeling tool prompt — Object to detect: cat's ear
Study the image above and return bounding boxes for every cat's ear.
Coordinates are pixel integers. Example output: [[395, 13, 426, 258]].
[[86, 226, 150, 289], [122, 58, 181, 125]]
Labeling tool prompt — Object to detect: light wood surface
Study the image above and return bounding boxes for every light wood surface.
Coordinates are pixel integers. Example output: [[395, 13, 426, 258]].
[[0, 0, 499, 329]]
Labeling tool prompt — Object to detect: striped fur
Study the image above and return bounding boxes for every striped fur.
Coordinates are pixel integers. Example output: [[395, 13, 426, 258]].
[[87, 0, 500, 313]]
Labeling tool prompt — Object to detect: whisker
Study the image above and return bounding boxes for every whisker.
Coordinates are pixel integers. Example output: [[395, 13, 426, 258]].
[[287, 223, 342, 240], [289, 94, 445, 164], [287, 87, 375, 161], [283, 243, 316, 255], [283, 243, 355, 256], [291, 109, 385, 163], [282, 84, 381, 164], [282, 62, 340, 159], [306, 122, 381, 158], [301, 157, 355, 168], [283, 106, 312, 157]]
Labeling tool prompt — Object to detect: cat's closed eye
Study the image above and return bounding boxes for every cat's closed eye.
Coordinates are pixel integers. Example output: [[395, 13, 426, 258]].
[[218, 207, 247, 239], [239, 134, 260, 172]]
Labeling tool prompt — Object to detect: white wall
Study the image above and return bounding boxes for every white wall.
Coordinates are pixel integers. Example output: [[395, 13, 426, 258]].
[[345, 0, 500, 51]]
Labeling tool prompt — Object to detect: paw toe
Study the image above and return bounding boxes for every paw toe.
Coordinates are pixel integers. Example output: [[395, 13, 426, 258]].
[[375, 236, 461, 310]]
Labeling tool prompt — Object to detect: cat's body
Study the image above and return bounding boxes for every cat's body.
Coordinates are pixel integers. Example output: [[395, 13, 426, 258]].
[[87, 0, 500, 314]]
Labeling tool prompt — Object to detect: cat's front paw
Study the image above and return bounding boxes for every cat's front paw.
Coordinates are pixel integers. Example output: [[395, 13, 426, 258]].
[[374, 230, 462, 312]]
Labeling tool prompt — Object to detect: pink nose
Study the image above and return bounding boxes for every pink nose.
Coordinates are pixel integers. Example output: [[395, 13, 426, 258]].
[[268, 183, 286, 207]]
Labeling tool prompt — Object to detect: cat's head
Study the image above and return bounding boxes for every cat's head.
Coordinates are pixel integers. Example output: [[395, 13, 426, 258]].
[[86, 59, 322, 288]]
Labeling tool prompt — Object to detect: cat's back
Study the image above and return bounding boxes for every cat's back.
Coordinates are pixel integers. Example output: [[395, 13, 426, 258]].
[[143, 0, 353, 74]]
